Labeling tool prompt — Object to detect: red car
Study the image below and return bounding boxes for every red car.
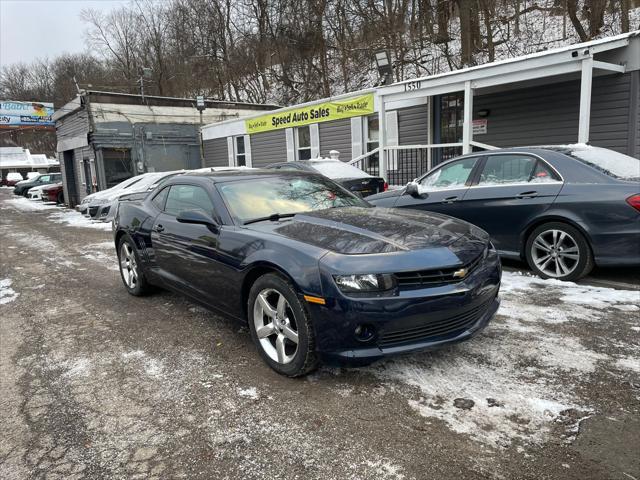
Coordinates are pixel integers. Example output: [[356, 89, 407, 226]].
[[42, 183, 64, 204]]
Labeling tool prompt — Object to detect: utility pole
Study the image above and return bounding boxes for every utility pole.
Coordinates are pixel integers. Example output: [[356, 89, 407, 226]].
[[138, 67, 152, 100], [196, 95, 206, 167]]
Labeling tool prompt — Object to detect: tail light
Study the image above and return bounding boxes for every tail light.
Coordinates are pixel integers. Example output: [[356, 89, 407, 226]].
[[383, 182, 389, 191], [626, 194, 640, 212]]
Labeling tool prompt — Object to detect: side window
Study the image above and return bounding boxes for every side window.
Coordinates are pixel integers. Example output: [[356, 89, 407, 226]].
[[530, 160, 561, 183], [152, 186, 169, 210], [38, 175, 51, 183], [478, 155, 537, 185], [420, 157, 478, 190], [164, 185, 214, 217]]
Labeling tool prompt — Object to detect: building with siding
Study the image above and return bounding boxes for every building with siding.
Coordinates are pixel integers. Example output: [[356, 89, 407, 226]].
[[201, 31, 639, 185], [53, 91, 276, 207]]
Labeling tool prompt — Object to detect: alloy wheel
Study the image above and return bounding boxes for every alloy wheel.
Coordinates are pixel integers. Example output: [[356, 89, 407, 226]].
[[119, 242, 138, 289], [253, 288, 299, 364], [531, 229, 580, 278]]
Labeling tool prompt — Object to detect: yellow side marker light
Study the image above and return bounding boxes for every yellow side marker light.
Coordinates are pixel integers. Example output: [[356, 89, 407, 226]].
[[303, 295, 326, 305]]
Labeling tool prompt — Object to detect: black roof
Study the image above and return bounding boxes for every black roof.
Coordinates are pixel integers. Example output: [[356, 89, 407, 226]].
[[182, 169, 323, 183]]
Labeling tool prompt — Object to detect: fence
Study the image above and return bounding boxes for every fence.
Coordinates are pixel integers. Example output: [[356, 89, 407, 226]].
[[347, 142, 494, 186]]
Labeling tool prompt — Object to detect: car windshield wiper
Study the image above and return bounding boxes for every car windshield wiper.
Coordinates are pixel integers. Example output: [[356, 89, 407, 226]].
[[243, 213, 297, 225]]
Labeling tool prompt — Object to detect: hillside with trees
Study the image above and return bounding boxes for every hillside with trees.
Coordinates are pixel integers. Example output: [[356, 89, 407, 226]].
[[2, 0, 639, 108]]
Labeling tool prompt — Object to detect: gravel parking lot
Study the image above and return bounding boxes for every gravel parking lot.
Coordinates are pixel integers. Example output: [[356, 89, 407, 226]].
[[1, 188, 639, 480]]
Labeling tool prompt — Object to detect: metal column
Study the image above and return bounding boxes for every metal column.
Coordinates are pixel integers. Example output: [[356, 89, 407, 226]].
[[578, 56, 594, 144], [462, 81, 473, 154]]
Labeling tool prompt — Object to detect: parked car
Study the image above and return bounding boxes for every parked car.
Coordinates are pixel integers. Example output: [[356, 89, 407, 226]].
[[42, 183, 64, 204], [13, 172, 62, 197], [266, 158, 387, 197], [114, 170, 501, 376], [26, 184, 47, 200], [367, 145, 640, 281], [4, 172, 24, 186], [26, 172, 41, 180], [79, 175, 150, 215], [92, 171, 184, 222]]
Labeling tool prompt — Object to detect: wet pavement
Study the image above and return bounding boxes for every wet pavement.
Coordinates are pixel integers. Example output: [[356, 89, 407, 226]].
[[1, 188, 639, 480]]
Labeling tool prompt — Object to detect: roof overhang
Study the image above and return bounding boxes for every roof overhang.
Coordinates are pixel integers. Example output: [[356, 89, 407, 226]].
[[379, 31, 638, 102]]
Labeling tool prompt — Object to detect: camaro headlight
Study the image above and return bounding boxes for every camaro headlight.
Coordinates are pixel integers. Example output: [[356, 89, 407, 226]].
[[334, 274, 396, 293]]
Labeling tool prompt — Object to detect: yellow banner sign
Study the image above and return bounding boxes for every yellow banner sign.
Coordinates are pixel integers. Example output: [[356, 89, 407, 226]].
[[246, 93, 375, 134]]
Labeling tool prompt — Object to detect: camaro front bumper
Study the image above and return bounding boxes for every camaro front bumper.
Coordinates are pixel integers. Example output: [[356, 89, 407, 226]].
[[309, 251, 502, 366]]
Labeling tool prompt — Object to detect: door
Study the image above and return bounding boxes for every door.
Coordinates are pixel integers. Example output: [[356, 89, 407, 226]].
[[151, 184, 232, 311], [394, 156, 481, 218], [462, 154, 563, 253], [62, 151, 79, 207]]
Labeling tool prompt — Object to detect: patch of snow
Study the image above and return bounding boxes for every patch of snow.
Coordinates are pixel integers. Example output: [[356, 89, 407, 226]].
[[122, 350, 146, 360], [615, 357, 640, 374], [86, 241, 116, 250], [61, 358, 91, 378], [370, 270, 639, 448], [4, 197, 58, 211], [48, 210, 112, 231], [0, 278, 19, 305], [238, 387, 259, 400], [559, 144, 640, 180], [363, 459, 405, 480], [145, 358, 164, 377]]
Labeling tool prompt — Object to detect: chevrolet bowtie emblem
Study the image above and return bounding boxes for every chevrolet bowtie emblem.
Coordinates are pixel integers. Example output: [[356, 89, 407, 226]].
[[452, 268, 468, 278]]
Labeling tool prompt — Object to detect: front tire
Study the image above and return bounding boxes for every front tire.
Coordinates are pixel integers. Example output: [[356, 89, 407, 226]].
[[248, 273, 318, 377], [117, 235, 152, 296], [525, 222, 593, 281], [56, 192, 64, 204]]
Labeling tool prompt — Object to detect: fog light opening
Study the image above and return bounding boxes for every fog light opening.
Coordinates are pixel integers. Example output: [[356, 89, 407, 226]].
[[354, 324, 376, 343]]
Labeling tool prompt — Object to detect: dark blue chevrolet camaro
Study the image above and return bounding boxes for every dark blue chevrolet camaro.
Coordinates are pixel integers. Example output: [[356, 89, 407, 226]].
[[114, 170, 501, 376]]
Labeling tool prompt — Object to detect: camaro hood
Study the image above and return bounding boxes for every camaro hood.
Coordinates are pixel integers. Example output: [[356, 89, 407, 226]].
[[250, 207, 489, 258]]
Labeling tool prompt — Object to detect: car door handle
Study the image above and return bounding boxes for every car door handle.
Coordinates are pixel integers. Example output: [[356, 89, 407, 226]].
[[442, 196, 459, 204], [153, 224, 165, 233], [516, 191, 538, 199]]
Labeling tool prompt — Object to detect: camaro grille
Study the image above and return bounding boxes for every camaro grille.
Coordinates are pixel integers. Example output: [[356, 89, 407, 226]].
[[394, 253, 483, 289], [378, 298, 493, 348]]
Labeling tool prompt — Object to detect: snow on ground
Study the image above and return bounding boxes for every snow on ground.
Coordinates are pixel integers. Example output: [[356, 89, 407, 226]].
[[47, 210, 112, 231], [0, 278, 19, 305], [369, 271, 640, 448], [237, 387, 259, 400], [4, 197, 59, 212]]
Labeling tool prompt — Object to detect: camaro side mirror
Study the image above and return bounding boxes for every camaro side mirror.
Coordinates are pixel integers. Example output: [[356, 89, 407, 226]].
[[176, 210, 218, 227], [405, 181, 427, 199]]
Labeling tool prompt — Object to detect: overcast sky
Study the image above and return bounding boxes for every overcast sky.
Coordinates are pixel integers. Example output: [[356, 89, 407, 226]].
[[0, 0, 130, 69]]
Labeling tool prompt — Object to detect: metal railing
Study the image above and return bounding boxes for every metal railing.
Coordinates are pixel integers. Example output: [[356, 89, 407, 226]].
[[347, 142, 497, 186], [348, 148, 380, 177]]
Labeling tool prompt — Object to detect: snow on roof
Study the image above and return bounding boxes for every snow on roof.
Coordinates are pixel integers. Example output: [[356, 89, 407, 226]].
[[0, 147, 58, 168]]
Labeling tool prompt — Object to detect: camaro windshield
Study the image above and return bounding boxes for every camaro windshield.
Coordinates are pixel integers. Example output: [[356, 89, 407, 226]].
[[217, 176, 368, 223]]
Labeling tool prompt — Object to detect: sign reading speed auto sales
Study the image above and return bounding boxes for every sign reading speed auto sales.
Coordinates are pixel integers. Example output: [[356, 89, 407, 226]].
[[0, 100, 55, 129], [246, 94, 374, 134]]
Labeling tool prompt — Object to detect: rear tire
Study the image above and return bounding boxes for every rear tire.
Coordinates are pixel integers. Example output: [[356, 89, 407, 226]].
[[117, 235, 153, 296], [248, 273, 319, 377], [525, 222, 593, 281]]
